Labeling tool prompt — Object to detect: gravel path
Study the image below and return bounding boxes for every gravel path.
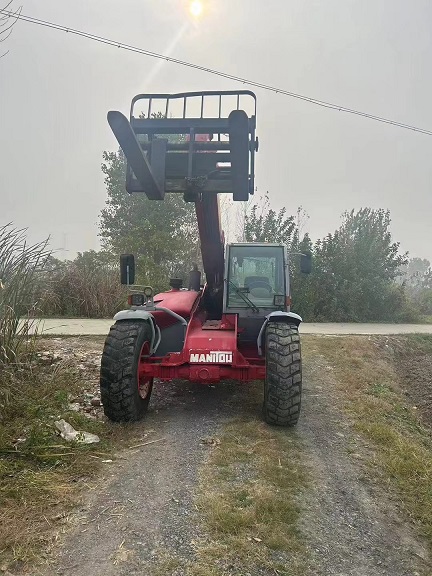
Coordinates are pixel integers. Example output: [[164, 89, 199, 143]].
[[38, 379, 238, 576]]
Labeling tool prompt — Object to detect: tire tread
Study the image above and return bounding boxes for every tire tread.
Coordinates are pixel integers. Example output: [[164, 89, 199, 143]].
[[100, 321, 153, 422], [263, 322, 302, 427]]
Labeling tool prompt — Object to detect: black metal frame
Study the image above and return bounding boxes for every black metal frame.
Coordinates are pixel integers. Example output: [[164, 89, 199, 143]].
[[107, 90, 258, 202], [130, 90, 256, 123]]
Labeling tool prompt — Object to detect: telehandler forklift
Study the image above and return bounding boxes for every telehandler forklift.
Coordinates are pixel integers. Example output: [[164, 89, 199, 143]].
[[101, 91, 311, 426]]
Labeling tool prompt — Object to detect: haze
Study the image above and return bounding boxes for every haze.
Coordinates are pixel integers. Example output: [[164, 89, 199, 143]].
[[1, 0, 431, 260]]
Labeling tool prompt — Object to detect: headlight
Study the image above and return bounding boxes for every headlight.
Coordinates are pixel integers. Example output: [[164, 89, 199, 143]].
[[273, 294, 285, 306], [128, 293, 145, 306], [144, 286, 153, 298]]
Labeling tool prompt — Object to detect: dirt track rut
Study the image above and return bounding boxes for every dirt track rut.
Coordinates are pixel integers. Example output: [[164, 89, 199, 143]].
[[34, 337, 430, 576], [299, 354, 429, 576]]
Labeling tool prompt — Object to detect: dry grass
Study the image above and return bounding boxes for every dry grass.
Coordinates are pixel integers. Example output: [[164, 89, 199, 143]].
[[0, 223, 51, 367], [151, 554, 182, 576], [0, 226, 132, 569], [307, 335, 432, 553], [185, 384, 308, 576], [0, 358, 138, 570], [38, 256, 126, 319]]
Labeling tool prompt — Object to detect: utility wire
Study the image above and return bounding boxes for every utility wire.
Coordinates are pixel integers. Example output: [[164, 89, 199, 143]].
[[2, 8, 432, 137]]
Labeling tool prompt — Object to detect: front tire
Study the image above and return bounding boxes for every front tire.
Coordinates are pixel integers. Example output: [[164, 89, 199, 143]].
[[100, 321, 154, 422], [263, 322, 302, 427]]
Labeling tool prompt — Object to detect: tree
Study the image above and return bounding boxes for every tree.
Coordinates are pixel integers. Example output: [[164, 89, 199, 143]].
[[100, 110, 201, 290], [289, 233, 315, 318], [244, 192, 297, 246], [99, 150, 199, 292], [400, 258, 432, 318], [416, 289, 432, 316], [244, 200, 412, 322], [401, 257, 432, 290], [310, 208, 409, 321]]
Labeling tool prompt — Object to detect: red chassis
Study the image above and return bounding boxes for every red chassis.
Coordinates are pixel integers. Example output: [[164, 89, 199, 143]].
[[138, 289, 265, 384]]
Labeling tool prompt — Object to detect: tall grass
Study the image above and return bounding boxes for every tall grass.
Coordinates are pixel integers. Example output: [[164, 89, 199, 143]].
[[0, 227, 127, 568], [0, 224, 51, 367], [1, 225, 126, 325], [37, 251, 126, 318]]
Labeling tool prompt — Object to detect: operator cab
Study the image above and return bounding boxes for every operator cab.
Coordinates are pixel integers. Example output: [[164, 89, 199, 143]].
[[224, 244, 289, 314]]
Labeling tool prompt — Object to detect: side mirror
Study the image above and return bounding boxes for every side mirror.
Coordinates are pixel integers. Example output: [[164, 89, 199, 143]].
[[300, 252, 312, 274], [120, 254, 135, 285]]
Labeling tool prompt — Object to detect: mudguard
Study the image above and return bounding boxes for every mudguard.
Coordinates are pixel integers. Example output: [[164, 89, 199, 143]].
[[113, 309, 161, 354], [257, 311, 303, 356]]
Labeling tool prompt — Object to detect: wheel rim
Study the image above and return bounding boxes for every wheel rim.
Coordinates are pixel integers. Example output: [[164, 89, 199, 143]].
[[138, 341, 153, 400]]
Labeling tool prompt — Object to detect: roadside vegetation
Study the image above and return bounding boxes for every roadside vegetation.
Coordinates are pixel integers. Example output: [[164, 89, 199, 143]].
[[2, 147, 432, 572], [27, 148, 432, 321], [0, 363, 113, 567], [152, 334, 432, 574], [0, 224, 49, 366], [308, 334, 432, 555], [2, 220, 432, 574], [36, 250, 126, 318], [0, 225, 137, 569]]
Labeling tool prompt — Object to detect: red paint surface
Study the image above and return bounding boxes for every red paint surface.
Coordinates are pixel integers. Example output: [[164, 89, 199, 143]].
[[184, 313, 238, 355], [140, 363, 266, 383], [152, 290, 200, 329], [138, 309, 265, 384]]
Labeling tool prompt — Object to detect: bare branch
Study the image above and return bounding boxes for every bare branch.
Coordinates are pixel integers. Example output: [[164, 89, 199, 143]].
[[0, 1, 15, 16], [0, 1, 20, 26], [0, 24, 12, 40], [0, 2, 22, 48], [0, 1, 22, 58]]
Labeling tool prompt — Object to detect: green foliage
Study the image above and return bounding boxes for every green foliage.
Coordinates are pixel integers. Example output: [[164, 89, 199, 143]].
[[308, 209, 409, 322], [401, 257, 432, 289], [244, 193, 296, 246], [0, 358, 123, 566], [398, 258, 432, 319], [414, 288, 432, 316], [289, 234, 315, 318], [99, 150, 199, 291]]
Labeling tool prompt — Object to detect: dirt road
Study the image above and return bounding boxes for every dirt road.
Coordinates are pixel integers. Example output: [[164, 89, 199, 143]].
[[29, 335, 431, 576], [39, 380, 237, 576], [33, 318, 432, 336]]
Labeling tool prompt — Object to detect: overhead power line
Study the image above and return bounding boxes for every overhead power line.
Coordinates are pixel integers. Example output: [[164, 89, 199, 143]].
[[2, 8, 432, 137]]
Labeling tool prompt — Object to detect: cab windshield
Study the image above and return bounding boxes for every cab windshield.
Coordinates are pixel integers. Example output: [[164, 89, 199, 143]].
[[227, 245, 285, 309]]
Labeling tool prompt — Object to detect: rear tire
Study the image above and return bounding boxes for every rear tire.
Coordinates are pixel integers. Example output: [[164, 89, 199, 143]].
[[100, 321, 154, 422], [263, 322, 302, 427]]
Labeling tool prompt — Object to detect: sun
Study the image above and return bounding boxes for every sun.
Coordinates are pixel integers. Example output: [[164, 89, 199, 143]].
[[190, 0, 203, 18]]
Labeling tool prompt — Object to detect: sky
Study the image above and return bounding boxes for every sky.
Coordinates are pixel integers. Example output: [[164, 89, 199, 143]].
[[1, 0, 431, 261]]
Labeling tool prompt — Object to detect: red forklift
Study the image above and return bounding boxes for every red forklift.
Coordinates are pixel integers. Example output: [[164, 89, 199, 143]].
[[101, 91, 311, 426]]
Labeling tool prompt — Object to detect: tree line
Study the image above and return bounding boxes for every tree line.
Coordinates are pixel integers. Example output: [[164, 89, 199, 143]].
[[22, 149, 432, 322]]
